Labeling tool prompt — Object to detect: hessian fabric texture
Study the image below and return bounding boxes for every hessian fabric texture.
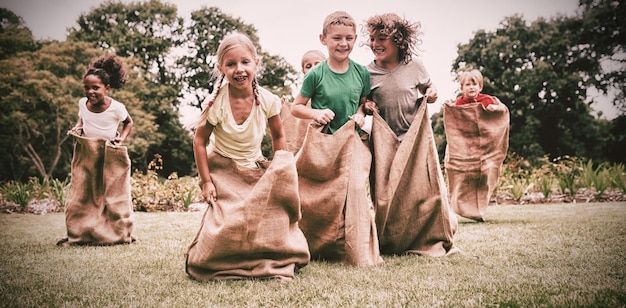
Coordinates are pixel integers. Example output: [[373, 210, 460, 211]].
[[58, 131, 135, 246], [185, 150, 310, 281], [443, 101, 510, 221], [295, 120, 383, 267], [370, 102, 459, 256]]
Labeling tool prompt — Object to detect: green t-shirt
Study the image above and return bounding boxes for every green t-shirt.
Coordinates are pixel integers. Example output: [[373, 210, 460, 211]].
[[300, 59, 371, 133]]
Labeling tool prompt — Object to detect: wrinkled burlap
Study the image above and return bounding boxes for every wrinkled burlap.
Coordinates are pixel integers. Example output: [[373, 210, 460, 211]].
[[57, 131, 135, 246], [185, 150, 310, 281], [370, 102, 458, 256], [295, 120, 383, 267], [280, 101, 311, 154], [443, 101, 510, 221]]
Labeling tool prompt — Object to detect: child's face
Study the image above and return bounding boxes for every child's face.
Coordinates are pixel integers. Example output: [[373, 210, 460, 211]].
[[302, 54, 325, 74], [83, 74, 110, 106], [461, 79, 482, 100], [218, 45, 258, 91], [369, 31, 399, 64], [320, 24, 356, 62]]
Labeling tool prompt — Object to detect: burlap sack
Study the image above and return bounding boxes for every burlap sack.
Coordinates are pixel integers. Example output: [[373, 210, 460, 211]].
[[295, 120, 383, 267], [185, 150, 310, 281], [57, 131, 135, 246], [443, 101, 510, 221], [280, 101, 311, 153], [370, 102, 458, 256]]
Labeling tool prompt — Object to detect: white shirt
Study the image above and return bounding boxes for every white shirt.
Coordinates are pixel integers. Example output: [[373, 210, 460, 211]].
[[78, 97, 129, 139]]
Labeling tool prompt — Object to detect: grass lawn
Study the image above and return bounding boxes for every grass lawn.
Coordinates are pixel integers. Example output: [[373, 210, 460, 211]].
[[1, 202, 625, 307]]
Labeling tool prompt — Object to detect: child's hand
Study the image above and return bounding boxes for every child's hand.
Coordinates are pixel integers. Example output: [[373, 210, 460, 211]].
[[486, 100, 504, 112], [313, 109, 335, 125], [363, 100, 378, 115], [351, 113, 365, 128], [424, 86, 438, 103], [200, 181, 217, 203], [111, 136, 124, 145]]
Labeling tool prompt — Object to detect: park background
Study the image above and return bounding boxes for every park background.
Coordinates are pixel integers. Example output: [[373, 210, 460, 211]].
[[0, 0, 624, 210]]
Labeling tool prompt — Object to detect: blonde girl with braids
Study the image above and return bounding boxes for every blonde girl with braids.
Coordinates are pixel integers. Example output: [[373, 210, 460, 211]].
[[194, 32, 287, 203], [186, 34, 310, 281]]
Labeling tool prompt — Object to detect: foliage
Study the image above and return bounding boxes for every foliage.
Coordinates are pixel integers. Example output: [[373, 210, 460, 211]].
[[607, 163, 626, 192], [0, 8, 37, 60], [576, 0, 626, 112], [0, 41, 103, 181], [177, 6, 297, 110], [1, 180, 32, 208], [130, 154, 201, 211], [48, 178, 69, 208], [453, 15, 602, 162], [67, 0, 185, 85], [449, 0, 624, 164]]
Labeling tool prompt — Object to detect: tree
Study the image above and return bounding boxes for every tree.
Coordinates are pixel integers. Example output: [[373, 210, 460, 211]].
[[576, 0, 625, 112], [451, 14, 610, 162], [0, 41, 102, 181], [0, 8, 37, 60], [178, 6, 297, 110]]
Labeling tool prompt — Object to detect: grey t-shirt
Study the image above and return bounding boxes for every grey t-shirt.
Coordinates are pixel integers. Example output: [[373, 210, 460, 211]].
[[367, 59, 431, 139]]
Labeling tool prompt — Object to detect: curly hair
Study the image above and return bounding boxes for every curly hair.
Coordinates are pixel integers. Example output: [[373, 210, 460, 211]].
[[363, 13, 423, 64], [84, 54, 128, 89]]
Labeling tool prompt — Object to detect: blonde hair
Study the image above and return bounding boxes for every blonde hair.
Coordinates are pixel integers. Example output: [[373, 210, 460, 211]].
[[322, 11, 356, 35], [363, 13, 422, 63], [198, 32, 260, 127], [300, 50, 326, 70], [458, 69, 484, 89]]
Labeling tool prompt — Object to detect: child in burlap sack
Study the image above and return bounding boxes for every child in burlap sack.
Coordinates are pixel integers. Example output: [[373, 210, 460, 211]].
[[290, 11, 383, 267], [444, 69, 510, 221], [363, 13, 459, 257], [57, 54, 135, 246], [185, 32, 310, 281], [280, 50, 326, 153]]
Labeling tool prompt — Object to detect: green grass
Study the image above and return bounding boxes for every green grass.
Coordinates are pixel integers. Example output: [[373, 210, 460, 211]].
[[1, 203, 625, 307]]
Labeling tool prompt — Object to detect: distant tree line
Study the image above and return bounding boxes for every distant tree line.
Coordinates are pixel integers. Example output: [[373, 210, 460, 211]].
[[0, 0, 623, 182]]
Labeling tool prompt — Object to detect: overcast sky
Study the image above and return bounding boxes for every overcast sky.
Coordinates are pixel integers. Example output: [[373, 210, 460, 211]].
[[2, 0, 621, 123]]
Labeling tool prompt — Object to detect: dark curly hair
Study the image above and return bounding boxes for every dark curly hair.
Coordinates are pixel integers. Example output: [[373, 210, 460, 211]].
[[84, 54, 128, 89], [363, 13, 423, 64]]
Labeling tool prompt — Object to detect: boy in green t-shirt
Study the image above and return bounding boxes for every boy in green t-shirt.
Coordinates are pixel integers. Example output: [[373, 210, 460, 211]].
[[291, 11, 370, 134]]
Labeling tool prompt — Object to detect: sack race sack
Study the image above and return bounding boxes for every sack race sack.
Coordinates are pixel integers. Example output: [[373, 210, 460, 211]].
[[185, 150, 310, 281], [295, 120, 383, 267], [443, 101, 510, 221], [370, 102, 458, 256], [57, 131, 135, 246], [280, 101, 311, 154]]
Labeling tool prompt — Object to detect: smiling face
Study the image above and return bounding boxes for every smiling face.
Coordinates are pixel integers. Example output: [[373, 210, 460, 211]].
[[217, 45, 259, 92], [369, 31, 400, 68], [83, 74, 110, 107], [320, 24, 356, 63]]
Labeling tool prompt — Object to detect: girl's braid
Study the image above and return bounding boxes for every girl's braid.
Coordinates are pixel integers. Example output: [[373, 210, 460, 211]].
[[252, 76, 260, 105], [207, 73, 225, 108]]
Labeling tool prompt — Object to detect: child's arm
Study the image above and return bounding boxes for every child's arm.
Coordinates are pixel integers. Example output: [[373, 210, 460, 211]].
[[74, 118, 83, 129], [486, 97, 506, 112], [267, 115, 287, 152], [113, 114, 133, 145], [291, 93, 335, 125], [193, 123, 217, 202]]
